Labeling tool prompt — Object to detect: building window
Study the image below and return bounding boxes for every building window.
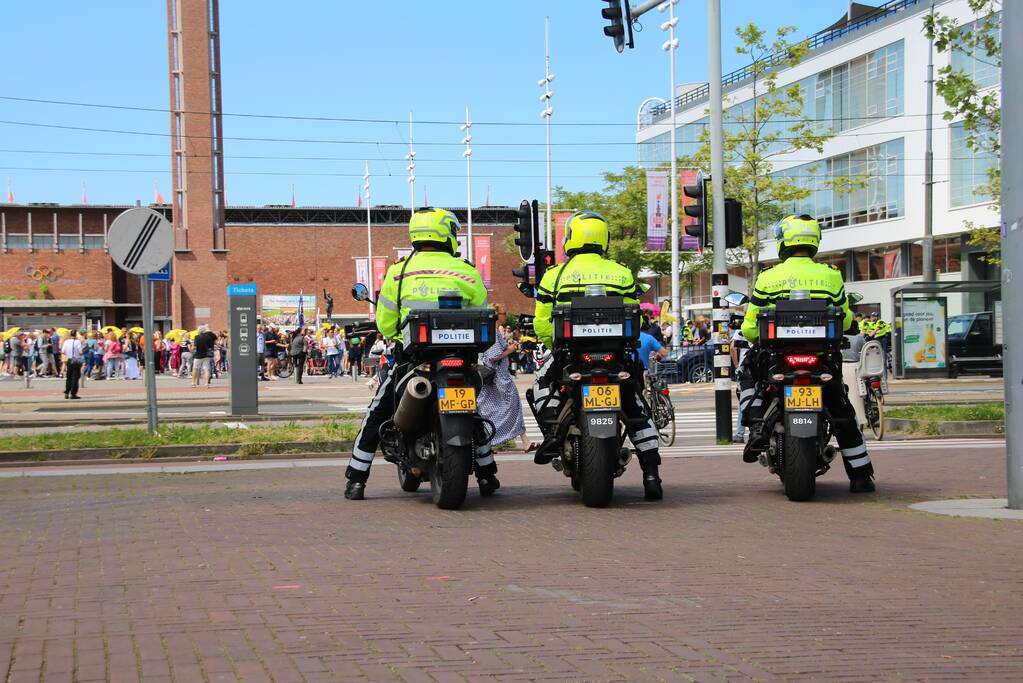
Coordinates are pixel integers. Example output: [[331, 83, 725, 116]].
[[83, 235, 105, 250], [58, 235, 79, 249], [951, 13, 1000, 90], [775, 138, 904, 229], [802, 41, 903, 133], [817, 251, 846, 277], [908, 238, 962, 276], [950, 121, 998, 207], [6, 234, 29, 250], [31, 234, 55, 250], [638, 117, 706, 167]]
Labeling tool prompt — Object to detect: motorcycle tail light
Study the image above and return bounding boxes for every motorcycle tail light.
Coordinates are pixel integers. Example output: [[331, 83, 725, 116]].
[[582, 352, 614, 364], [418, 324, 428, 344], [794, 377, 812, 386], [871, 380, 881, 389], [563, 320, 572, 338], [439, 358, 464, 368], [784, 354, 820, 368], [660, 388, 670, 396], [590, 376, 609, 384], [617, 371, 631, 381], [568, 372, 583, 382]]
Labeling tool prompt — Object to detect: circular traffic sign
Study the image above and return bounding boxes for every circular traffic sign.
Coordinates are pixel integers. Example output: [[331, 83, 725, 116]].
[[107, 208, 174, 275]]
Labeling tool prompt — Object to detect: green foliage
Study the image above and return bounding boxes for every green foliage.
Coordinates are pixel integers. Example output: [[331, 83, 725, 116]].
[[677, 23, 842, 280], [887, 402, 1004, 422], [924, 0, 1002, 263], [553, 166, 704, 277]]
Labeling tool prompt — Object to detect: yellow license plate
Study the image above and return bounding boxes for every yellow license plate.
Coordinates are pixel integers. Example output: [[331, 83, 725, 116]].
[[438, 387, 477, 413], [582, 384, 621, 411], [785, 385, 822, 410]]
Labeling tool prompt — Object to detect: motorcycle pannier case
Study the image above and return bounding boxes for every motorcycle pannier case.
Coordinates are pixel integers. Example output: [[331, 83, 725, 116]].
[[401, 308, 497, 353], [552, 296, 641, 350], [757, 299, 844, 348]]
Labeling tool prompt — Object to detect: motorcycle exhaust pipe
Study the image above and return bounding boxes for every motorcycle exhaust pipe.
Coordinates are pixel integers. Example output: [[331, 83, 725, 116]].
[[393, 376, 433, 433]]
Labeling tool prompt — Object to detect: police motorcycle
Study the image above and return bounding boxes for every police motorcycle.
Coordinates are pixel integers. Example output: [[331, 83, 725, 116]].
[[351, 283, 497, 510], [531, 287, 643, 507], [726, 290, 863, 501]]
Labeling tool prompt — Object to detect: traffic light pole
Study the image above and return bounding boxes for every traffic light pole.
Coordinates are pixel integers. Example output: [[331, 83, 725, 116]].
[[708, 0, 733, 444], [1003, 0, 1021, 509]]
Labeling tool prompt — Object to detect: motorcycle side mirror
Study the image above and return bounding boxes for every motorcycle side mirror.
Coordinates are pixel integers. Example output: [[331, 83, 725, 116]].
[[638, 282, 652, 293], [723, 292, 749, 307], [351, 283, 371, 302], [848, 292, 864, 305]]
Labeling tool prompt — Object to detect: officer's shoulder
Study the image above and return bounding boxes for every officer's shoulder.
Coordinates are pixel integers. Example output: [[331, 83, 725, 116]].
[[460, 257, 476, 268]]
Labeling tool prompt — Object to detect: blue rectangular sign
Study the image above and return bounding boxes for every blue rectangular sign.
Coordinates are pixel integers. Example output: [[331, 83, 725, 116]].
[[148, 261, 172, 282], [227, 283, 257, 297]]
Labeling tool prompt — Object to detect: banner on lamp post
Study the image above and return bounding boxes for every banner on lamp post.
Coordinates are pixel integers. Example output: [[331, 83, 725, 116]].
[[473, 235, 492, 288], [355, 258, 369, 288], [646, 171, 669, 250], [679, 168, 702, 251], [373, 257, 387, 297]]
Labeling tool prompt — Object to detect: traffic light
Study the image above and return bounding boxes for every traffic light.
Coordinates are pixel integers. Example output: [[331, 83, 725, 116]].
[[724, 198, 743, 249], [683, 171, 707, 246], [514, 199, 533, 261], [601, 0, 633, 53]]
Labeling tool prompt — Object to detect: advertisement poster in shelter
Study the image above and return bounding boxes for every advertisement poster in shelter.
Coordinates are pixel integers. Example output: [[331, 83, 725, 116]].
[[554, 210, 572, 264], [646, 171, 668, 250], [261, 294, 317, 329], [473, 235, 492, 288], [902, 298, 946, 370]]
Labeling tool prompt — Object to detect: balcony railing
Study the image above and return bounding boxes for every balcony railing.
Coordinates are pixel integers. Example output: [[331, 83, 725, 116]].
[[642, 0, 919, 126]]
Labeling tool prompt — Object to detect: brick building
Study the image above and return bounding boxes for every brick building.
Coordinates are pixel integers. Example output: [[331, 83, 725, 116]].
[[0, 203, 529, 331]]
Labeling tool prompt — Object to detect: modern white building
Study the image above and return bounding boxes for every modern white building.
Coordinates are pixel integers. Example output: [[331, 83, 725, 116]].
[[636, 0, 1000, 320]]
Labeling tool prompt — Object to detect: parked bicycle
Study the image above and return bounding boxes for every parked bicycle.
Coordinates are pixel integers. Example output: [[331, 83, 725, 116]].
[[647, 358, 676, 446]]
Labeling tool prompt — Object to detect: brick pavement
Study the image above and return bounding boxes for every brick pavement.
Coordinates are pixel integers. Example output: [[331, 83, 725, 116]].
[[0, 446, 1020, 682]]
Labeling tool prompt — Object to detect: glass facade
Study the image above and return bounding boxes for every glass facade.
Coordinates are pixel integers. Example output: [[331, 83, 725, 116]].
[[58, 235, 79, 249], [950, 121, 998, 208], [951, 14, 1000, 90], [638, 117, 707, 167], [83, 235, 105, 250], [31, 235, 55, 250], [802, 41, 904, 132], [774, 138, 904, 229]]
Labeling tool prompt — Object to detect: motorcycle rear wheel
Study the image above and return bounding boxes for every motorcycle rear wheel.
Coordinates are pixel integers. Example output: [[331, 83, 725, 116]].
[[782, 435, 817, 502], [430, 444, 471, 510], [579, 423, 616, 508]]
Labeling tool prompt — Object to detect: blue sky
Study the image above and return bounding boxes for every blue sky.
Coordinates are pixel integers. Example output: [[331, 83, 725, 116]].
[[0, 1, 851, 208]]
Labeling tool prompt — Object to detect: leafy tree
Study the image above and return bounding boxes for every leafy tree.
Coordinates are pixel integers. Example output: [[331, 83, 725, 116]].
[[924, 0, 1002, 264], [678, 24, 853, 281]]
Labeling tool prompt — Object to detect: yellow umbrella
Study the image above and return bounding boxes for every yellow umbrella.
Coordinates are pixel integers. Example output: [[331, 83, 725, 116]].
[[3, 327, 20, 338], [129, 326, 145, 334], [164, 328, 187, 341], [100, 325, 122, 335], [54, 327, 70, 340], [190, 329, 201, 338]]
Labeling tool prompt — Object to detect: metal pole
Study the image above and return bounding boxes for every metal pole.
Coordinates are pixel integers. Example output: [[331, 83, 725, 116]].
[[708, 0, 732, 444], [922, 1, 936, 282], [543, 16, 554, 251], [140, 275, 158, 434], [461, 107, 474, 261], [661, 0, 680, 350], [364, 161, 374, 315], [1003, 0, 1022, 509], [406, 112, 416, 210]]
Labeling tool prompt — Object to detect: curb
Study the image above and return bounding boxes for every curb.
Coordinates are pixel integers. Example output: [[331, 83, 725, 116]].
[[886, 418, 1004, 437], [0, 440, 354, 465], [0, 412, 364, 429]]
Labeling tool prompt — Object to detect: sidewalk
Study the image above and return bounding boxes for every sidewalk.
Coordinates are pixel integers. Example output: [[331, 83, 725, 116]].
[[0, 442, 1019, 681]]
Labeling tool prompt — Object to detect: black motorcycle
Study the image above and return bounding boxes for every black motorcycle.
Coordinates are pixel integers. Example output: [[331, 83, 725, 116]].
[[351, 284, 497, 510], [728, 292, 849, 502], [530, 295, 642, 507]]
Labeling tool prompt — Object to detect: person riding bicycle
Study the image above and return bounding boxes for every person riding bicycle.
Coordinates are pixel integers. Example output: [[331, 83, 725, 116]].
[[738, 214, 875, 493], [527, 210, 665, 500], [344, 207, 496, 501]]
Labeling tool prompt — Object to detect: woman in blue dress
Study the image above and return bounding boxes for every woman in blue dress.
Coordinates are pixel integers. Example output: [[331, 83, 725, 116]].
[[478, 304, 531, 452]]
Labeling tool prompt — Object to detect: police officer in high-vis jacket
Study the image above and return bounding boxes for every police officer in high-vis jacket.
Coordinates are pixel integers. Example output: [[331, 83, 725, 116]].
[[738, 214, 875, 493], [527, 211, 664, 500], [344, 208, 496, 501]]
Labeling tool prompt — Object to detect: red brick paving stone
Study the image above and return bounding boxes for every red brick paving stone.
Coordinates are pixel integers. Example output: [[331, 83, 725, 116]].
[[1, 448, 1023, 681]]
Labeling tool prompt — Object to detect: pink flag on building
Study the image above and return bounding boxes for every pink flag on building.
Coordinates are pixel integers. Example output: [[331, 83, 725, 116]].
[[291, 185, 296, 208], [154, 183, 166, 204], [81, 181, 88, 205], [6, 178, 13, 204]]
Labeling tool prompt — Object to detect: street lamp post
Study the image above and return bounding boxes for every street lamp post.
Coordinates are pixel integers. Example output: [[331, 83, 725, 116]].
[[660, 0, 680, 350], [364, 161, 374, 316], [461, 106, 473, 261], [539, 16, 554, 251], [406, 112, 416, 211]]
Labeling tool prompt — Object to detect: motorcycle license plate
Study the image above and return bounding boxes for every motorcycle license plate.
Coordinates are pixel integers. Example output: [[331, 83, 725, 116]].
[[438, 387, 477, 413], [784, 385, 822, 410], [582, 384, 620, 411]]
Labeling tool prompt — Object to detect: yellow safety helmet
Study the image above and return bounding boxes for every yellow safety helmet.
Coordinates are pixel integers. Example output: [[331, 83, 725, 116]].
[[409, 207, 460, 254], [563, 210, 611, 256], [775, 214, 822, 259]]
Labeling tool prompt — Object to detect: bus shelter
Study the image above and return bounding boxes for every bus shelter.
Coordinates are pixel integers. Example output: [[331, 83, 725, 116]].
[[890, 280, 1000, 379]]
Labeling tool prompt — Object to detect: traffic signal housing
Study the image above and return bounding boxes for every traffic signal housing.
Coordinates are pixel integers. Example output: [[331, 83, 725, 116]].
[[514, 199, 533, 262], [683, 172, 707, 246], [601, 0, 633, 53], [724, 198, 743, 249]]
